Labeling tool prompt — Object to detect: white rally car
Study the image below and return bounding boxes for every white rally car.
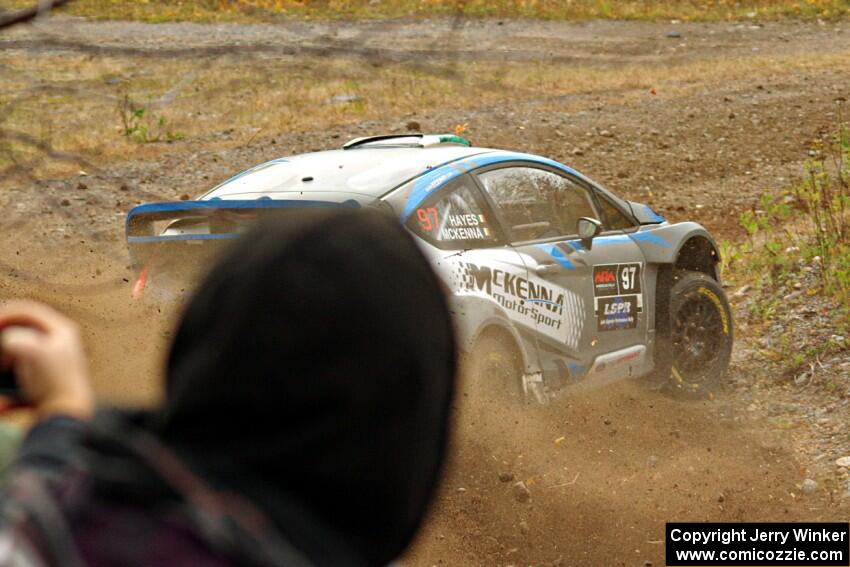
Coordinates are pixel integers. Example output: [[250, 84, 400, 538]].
[[126, 134, 733, 402]]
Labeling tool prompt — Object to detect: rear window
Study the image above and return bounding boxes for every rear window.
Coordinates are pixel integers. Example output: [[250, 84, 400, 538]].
[[406, 178, 501, 250]]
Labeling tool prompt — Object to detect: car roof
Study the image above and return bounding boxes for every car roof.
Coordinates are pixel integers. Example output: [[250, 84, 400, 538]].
[[203, 145, 492, 201]]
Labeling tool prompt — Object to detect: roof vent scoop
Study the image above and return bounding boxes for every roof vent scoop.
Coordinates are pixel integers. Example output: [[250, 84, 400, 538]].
[[343, 134, 471, 149]]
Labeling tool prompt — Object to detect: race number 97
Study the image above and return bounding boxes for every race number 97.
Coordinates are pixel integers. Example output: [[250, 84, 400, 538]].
[[621, 265, 636, 291], [618, 264, 641, 293], [417, 207, 439, 232]]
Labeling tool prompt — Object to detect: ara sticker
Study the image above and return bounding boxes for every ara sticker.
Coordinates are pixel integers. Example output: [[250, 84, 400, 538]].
[[593, 263, 641, 297]]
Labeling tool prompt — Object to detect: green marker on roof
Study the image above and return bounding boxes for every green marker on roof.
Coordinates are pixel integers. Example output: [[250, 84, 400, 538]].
[[436, 134, 471, 146]]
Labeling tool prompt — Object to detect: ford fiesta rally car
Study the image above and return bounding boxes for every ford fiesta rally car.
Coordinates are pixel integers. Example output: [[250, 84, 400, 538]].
[[126, 134, 733, 403]]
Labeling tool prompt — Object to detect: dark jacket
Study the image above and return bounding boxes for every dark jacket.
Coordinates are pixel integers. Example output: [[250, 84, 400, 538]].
[[2, 412, 329, 567], [0, 209, 457, 567]]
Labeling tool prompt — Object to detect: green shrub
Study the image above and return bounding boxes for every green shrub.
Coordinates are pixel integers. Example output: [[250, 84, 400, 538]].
[[118, 94, 185, 144], [793, 119, 850, 305], [732, 112, 849, 311]]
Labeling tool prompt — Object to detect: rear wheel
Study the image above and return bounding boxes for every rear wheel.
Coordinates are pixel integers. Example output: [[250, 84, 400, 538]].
[[466, 333, 525, 404], [653, 271, 733, 397]]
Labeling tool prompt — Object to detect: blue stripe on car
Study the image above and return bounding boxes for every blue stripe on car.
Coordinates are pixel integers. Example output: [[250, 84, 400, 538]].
[[535, 243, 575, 270], [525, 298, 563, 306], [630, 231, 672, 248], [401, 152, 591, 221], [535, 231, 670, 266], [401, 168, 463, 220], [397, 153, 494, 220], [642, 205, 666, 223]]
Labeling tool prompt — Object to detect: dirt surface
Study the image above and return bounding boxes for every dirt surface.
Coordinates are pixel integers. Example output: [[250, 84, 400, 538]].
[[1, 14, 849, 567], [4, 16, 850, 64]]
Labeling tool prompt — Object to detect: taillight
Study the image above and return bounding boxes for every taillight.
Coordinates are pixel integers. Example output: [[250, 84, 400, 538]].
[[132, 267, 148, 300]]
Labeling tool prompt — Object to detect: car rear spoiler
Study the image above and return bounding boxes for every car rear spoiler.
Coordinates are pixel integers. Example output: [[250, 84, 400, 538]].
[[126, 199, 354, 242], [125, 199, 357, 298]]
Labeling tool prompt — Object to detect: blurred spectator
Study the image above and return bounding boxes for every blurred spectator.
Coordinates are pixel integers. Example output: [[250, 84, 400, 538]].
[[0, 209, 456, 567]]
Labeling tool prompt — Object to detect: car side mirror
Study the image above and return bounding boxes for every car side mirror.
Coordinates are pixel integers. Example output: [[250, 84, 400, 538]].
[[577, 217, 602, 241]]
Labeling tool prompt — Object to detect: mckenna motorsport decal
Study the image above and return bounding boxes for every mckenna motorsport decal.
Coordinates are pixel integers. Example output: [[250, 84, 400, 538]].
[[448, 259, 584, 348], [593, 263, 643, 332]]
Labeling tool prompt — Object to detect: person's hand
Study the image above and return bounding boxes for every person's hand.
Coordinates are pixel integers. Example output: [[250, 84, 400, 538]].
[[0, 301, 94, 421]]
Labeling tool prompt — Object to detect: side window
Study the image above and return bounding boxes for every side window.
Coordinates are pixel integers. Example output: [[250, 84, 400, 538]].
[[478, 166, 596, 242], [550, 174, 598, 235], [598, 195, 636, 231], [406, 178, 500, 250]]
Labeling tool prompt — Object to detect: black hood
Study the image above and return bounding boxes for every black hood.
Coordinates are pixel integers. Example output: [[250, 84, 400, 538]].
[[152, 208, 457, 566]]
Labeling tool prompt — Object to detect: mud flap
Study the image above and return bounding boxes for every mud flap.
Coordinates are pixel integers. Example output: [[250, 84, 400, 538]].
[[522, 372, 549, 405]]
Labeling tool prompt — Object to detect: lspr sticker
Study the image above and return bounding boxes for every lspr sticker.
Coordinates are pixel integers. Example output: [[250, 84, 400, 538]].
[[596, 295, 640, 331]]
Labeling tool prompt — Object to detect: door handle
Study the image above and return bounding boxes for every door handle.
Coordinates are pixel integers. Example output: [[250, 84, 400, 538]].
[[535, 263, 561, 276]]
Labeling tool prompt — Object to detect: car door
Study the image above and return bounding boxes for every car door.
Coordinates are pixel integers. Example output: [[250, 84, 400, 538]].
[[401, 173, 542, 372], [474, 163, 648, 385]]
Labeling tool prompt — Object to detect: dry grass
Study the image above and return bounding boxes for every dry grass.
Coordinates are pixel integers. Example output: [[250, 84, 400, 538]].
[[2, 0, 850, 22], [3, 48, 850, 182]]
